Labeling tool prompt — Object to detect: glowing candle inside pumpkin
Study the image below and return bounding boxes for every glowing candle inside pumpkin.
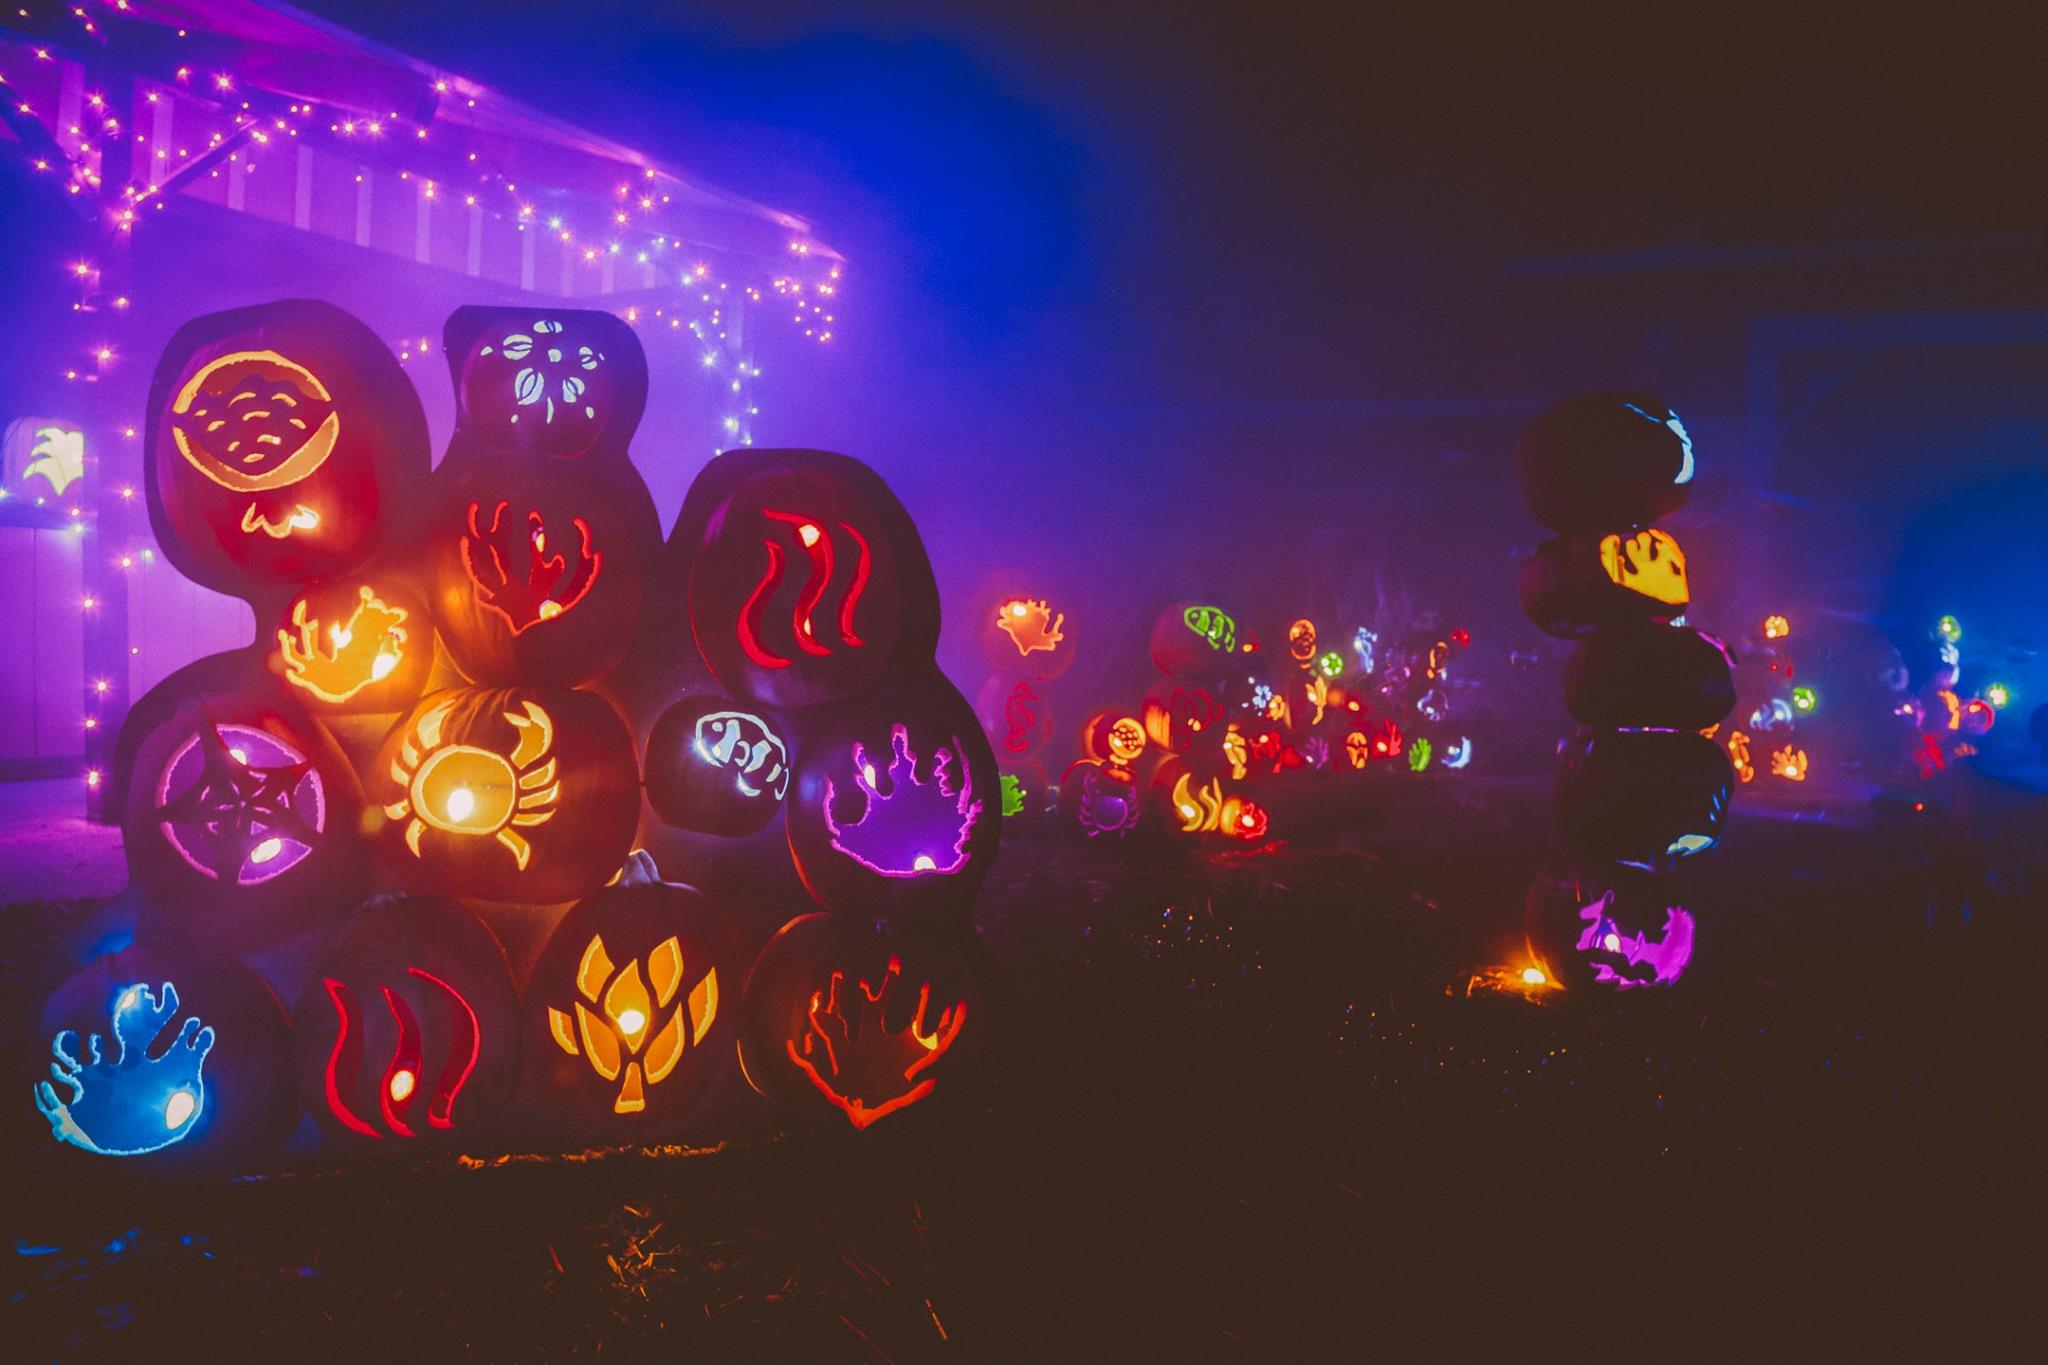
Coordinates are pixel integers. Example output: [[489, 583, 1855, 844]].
[[1521, 967, 1547, 986], [388, 1068, 415, 1102], [445, 785, 475, 824], [249, 836, 282, 865], [615, 1008, 646, 1039], [164, 1089, 197, 1129]]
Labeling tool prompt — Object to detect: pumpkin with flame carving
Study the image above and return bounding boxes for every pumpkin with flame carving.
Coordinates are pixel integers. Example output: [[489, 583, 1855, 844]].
[[674, 449, 939, 710], [292, 896, 519, 1147]]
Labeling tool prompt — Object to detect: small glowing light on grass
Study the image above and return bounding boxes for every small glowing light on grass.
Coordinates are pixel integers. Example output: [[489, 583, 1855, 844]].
[[1520, 966, 1547, 987]]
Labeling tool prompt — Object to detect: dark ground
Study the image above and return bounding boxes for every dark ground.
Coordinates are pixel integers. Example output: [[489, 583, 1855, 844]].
[[4, 777, 2042, 1362]]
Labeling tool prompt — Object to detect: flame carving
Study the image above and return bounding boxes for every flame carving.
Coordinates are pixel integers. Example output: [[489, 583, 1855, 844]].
[[785, 956, 966, 1129], [737, 510, 872, 669], [460, 499, 601, 634], [321, 968, 481, 1139], [823, 727, 982, 877]]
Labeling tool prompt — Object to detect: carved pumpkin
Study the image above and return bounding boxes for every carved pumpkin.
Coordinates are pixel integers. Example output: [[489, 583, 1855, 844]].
[[1140, 679, 1223, 754], [145, 300, 428, 601], [675, 449, 939, 710], [1524, 865, 1698, 992], [1148, 600, 1246, 680], [1520, 528, 1691, 638], [980, 592, 1076, 680], [292, 897, 519, 1147], [442, 306, 647, 466], [974, 674, 1053, 762], [1515, 392, 1695, 534], [428, 459, 651, 688], [34, 937, 294, 1168], [1564, 625, 1737, 731], [524, 851, 745, 1133], [1554, 729, 1734, 868], [123, 681, 365, 943], [369, 686, 639, 904], [785, 677, 1000, 921], [1058, 758, 1142, 838], [736, 912, 990, 1131], [644, 691, 793, 838], [268, 573, 434, 714]]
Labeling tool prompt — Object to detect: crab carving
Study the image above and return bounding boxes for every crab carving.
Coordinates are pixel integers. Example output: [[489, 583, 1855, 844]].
[[35, 983, 215, 1157]]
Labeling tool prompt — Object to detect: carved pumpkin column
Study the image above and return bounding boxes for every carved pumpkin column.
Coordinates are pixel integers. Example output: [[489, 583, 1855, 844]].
[[1514, 394, 1735, 992]]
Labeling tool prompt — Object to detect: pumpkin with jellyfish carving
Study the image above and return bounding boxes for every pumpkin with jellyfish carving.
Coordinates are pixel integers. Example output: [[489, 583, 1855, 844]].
[[122, 680, 365, 943], [736, 912, 991, 1131], [523, 852, 747, 1133], [784, 677, 1000, 921], [676, 448, 939, 710], [292, 896, 519, 1147], [1515, 392, 1695, 535], [369, 685, 639, 904], [34, 937, 295, 1168], [146, 299, 428, 600]]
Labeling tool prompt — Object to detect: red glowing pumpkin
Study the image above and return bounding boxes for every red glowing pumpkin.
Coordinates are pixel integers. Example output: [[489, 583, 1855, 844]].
[[427, 459, 652, 688], [145, 300, 429, 603], [293, 897, 519, 1147], [368, 685, 640, 904], [676, 449, 939, 710], [736, 912, 990, 1131]]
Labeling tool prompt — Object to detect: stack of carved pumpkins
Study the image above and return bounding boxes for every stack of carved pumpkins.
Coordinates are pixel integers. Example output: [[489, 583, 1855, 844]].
[[1514, 394, 1734, 992], [29, 299, 995, 1170]]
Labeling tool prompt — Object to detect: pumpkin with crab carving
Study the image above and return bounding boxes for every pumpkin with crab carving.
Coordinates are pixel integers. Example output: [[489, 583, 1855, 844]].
[[369, 685, 639, 904]]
